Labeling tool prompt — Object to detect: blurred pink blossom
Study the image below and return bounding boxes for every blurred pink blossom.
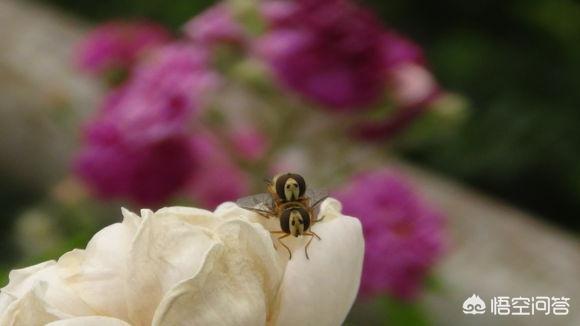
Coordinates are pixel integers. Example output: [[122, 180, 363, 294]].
[[183, 3, 246, 47], [352, 32, 441, 140], [75, 21, 171, 75], [256, 0, 386, 111], [74, 131, 195, 206], [333, 169, 446, 300], [74, 43, 220, 206], [260, 0, 297, 23], [186, 133, 250, 208], [381, 31, 425, 69], [389, 64, 439, 108], [83, 43, 219, 145], [229, 126, 269, 161], [128, 43, 221, 120], [351, 91, 440, 141], [381, 32, 439, 108]]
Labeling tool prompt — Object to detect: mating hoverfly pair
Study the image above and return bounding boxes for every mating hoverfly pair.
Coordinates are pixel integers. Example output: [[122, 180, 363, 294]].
[[237, 173, 327, 260]]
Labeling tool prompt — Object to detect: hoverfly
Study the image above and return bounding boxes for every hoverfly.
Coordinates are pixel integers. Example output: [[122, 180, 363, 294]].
[[237, 173, 327, 259], [266, 173, 308, 206]]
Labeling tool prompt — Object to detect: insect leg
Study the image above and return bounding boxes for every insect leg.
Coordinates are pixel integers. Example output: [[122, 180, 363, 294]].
[[303, 231, 322, 260], [304, 234, 315, 260], [276, 234, 292, 260], [269, 230, 285, 251], [242, 207, 274, 219], [306, 231, 321, 240]]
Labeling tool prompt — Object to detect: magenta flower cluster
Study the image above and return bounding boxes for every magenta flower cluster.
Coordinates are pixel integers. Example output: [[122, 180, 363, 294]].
[[74, 0, 443, 207], [184, 3, 246, 47], [186, 0, 441, 135], [73, 2, 449, 303], [256, 0, 387, 111], [352, 31, 441, 140], [334, 169, 446, 300], [75, 21, 170, 75], [75, 43, 245, 206]]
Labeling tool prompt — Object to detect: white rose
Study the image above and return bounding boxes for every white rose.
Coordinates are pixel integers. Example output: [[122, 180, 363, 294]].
[[0, 198, 364, 326]]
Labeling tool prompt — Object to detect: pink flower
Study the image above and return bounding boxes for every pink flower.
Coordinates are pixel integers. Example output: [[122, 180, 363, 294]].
[[74, 131, 196, 206], [86, 43, 218, 144], [228, 126, 269, 161], [350, 90, 440, 141], [186, 133, 250, 209], [352, 32, 441, 140], [381, 31, 425, 69], [127, 43, 221, 122], [333, 169, 446, 300], [389, 64, 439, 107], [75, 21, 171, 75], [381, 31, 439, 107], [74, 43, 219, 206], [260, 1, 298, 23], [183, 3, 245, 47], [256, 0, 386, 111]]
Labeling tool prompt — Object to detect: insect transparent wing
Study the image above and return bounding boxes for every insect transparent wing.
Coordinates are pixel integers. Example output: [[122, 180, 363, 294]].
[[236, 193, 273, 210], [305, 188, 329, 221], [305, 188, 329, 205]]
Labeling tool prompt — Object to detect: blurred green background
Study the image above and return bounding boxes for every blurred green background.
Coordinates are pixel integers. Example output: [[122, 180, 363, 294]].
[[33, 0, 580, 231]]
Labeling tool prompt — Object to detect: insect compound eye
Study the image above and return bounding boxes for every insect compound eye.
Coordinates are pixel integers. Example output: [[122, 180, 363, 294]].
[[296, 207, 310, 231], [287, 209, 306, 237], [290, 173, 306, 197], [275, 172, 307, 201]]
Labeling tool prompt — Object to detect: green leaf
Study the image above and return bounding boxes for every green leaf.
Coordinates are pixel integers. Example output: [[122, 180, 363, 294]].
[[378, 296, 430, 326]]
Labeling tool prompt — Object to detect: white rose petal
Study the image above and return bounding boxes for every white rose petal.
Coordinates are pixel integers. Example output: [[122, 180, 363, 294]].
[[126, 207, 221, 325], [0, 261, 54, 312], [272, 199, 364, 326], [1, 261, 94, 319], [152, 219, 284, 325], [0, 282, 72, 326], [46, 316, 132, 326], [0, 198, 364, 325], [57, 209, 141, 320]]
